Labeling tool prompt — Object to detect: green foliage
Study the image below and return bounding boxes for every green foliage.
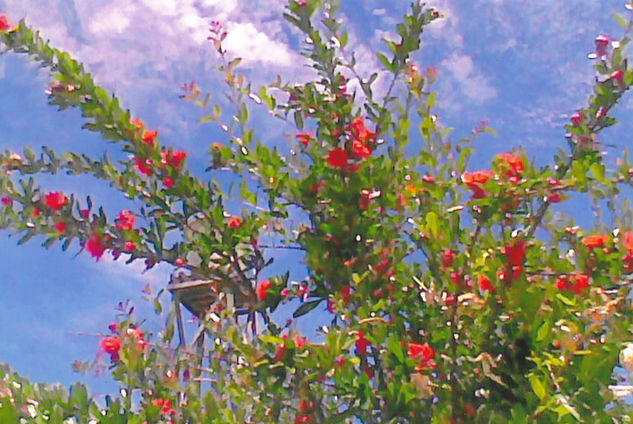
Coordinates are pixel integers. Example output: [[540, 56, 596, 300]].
[[3, 1, 633, 423]]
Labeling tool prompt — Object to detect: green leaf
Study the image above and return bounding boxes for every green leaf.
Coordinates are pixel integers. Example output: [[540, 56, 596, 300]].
[[529, 374, 547, 401], [293, 299, 322, 318]]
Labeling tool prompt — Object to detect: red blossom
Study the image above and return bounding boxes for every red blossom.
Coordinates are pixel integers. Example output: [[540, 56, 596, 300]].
[[153, 398, 175, 415], [328, 148, 348, 168], [127, 327, 147, 349], [571, 112, 584, 127], [257, 279, 273, 301], [130, 118, 144, 130], [595, 34, 610, 56], [351, 117, 373, 141], [124, 241, 137, 252], [408, 342, 435, 371], [294, 335, 307, 349], [356, 332, 371, 355], [274, 343, 287, 362], [163, 177, 175, 188], [45, 192, 68, 211], [1, 197, 11, 206], [86, 234, 107, 260], [32, 207, 41, 217], [462, 170, 495, 198], [573, 274, 590, 295], [0, 15, 11, 32], [555, 276, 572, 291], [340, 285, 353, 304], [442, 249, 455, 268], [496, 152, 524, 176], [504, 240, 527, 267], [582, 234, 609, 249], [547, 192, 562, 203], [295, 415, 313, 424], [100, 336, 122, 360], [141, 129, 158, 146], [478, 274, 496, 292], [228, 216, 242, 229], [171, 150, 187, 170], [612, 70, 625, 85], [352, 139, 372, 158], [422, 174, 435, 183], [296, 131, 314, 145], [56, 221, 67, 234], [135, 157, 154, 176], [625, 231, 633, 253], [116, 210, 136, 230]]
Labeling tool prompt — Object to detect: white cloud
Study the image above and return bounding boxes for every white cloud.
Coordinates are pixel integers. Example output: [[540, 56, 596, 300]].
[[87, 6, 132, 35], [224, 22, 293, 66], [442, 52, 497, 103]]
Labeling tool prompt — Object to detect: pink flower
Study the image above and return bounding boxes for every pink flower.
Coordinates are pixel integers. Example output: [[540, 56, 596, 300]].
[[571, 112, 584, 127], [124, 241, 137, 252], [1, 197, 11, 207], [0, 15, 11, 32], [86, 234, 107, 260], [164, 177, 175, 188], [116, 210, 136, 230], [612, 70, 625, 85], [45, 192, 68, 211], [327, 148, 348, 168]]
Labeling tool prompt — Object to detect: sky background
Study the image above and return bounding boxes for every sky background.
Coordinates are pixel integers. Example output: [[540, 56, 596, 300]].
[[1, 0, 632, 400]]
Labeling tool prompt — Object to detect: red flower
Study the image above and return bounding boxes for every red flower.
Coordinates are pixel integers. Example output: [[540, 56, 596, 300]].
[[127, 327, 147, 349], [462, 170, 495, 198], [274, 343, 287, 362], [135, 157, 153, 176], [171, 150, 187, 170], [116, 210, 136, 230], [45, 192, 68, 211], [352, 139, 372, 158], [228, 216, 242, 229], [327, 148, 348, 168], [294, 335, 307, 349], [153, 398, 175, 415], [86, 234, 107, 260], [582, 234, 609, 249], [625, 231, 633, 253], [573, 274, 590, 295], [351, 117, 373, 141], [356, 331, 371, 355], [141, 129, 158, 147], [422, 174, 435, 183], [556, 276, 572, 291], [130, 118, 144, 130], [296, 132, 314, 145], [571, 112, 584, 127], [595, 34, 610, 56], [0, 15, 11, 32], [257, 279, 273, 301], [340, 285, 353, 304], [478, 274, 496, 292], [408, 342, 435, 370], [295, 415, 313, 424], [504, 240, 527, 267], [547, 192, 562, 203], [164, 177, 175, 188], [32, 207, 41, 217], [1, 197, 11, 206], [100, 336, 122, 360], [496, 152, 524, 176], [442, 249, 455, 268], [56, 221, 67, 234], [124, 241, 137, 252], [612, 70, 625, 85]]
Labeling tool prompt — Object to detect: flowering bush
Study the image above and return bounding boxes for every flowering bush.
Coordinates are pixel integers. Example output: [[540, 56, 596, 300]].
[[3, 1, 633, 423]]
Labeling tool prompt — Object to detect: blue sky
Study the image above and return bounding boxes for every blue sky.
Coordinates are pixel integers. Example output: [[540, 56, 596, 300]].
[[0, 0, 632, 399]]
